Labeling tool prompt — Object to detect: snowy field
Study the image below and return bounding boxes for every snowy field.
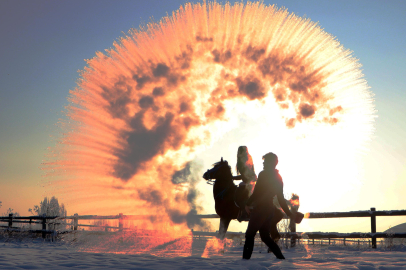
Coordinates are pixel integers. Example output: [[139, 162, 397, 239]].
[[1, 235, 406, 270]]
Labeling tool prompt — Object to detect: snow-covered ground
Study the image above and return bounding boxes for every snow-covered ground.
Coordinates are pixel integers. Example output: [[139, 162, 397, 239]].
[[1, 235, 406, 269]]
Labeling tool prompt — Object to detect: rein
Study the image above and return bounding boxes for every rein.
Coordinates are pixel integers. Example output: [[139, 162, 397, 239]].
[[215, 186, 229, 200]]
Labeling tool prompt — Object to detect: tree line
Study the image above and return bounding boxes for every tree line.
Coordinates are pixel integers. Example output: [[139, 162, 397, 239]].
[[1, 197, 67, 217]]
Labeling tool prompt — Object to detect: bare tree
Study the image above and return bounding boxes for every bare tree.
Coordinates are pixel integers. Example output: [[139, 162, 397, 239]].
[[29, 196, 67, 217], [29, 197, 68, 230], [1, 207, 20, 217]]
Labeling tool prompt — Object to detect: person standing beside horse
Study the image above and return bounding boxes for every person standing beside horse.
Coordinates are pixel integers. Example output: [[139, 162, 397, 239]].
[[243, 152, 295, 260]]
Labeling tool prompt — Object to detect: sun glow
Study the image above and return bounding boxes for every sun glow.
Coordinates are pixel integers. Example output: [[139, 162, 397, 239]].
[[43, 1, 374, 254]]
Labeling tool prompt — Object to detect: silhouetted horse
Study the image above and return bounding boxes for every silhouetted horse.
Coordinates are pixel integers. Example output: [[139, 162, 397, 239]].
[[203, 158, 284, 240]]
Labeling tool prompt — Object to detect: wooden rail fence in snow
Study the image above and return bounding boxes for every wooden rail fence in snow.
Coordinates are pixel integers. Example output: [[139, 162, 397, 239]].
[[0, 214, 58, 238], [195, 208, 406, 249], [301, 208, 406, 248], [1, 208, 406, 248]]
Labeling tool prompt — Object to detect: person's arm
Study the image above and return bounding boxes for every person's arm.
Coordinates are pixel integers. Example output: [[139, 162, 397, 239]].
[[277, 192, 292, 217], [232, 174, 248, 181]]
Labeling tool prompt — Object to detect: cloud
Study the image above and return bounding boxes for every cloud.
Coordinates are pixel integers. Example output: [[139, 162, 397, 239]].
[[170, 161, 211, 230], [171, 161, 202, 185], [113, 112, 176, 181], [299, 103, 316, 118], [97, 28, 342, 183], [212, 49, 232, 63], [133, 74, 151, 90], [101, 80, 133, 119], [152, 87, 165, 96], [139, 95, 154, 109], [138, 187, 164, 206], [236, 76, 266, 100], [153, 63, 170, 77]]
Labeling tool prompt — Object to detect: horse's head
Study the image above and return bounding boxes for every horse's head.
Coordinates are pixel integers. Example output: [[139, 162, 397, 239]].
[[203, 157, 232, 182]]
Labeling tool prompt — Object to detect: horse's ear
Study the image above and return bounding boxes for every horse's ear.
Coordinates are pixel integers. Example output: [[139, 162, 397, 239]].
[[221, 157, 223, 162]]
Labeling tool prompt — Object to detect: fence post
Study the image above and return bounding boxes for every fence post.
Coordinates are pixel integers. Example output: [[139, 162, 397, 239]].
[[73, 213, 78, 230], [8, 213, 13, 228], [289, 216, 296, 247], [343, 238, 346, 246], [119, 213, 123, 231], [370, 207, 376, 249], [42, 214, 47, 239]]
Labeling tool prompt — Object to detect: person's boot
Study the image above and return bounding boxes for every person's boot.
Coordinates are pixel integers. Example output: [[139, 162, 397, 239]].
[[267, 241, 285, 259], [272, 249, 285, 259], [237, 210, 243, 223]]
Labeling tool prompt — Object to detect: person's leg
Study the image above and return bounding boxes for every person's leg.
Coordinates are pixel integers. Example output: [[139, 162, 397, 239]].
[[243, 208, 266, 259], [259, 212, 285, 259], [235, 184, 250, 222], [243, 235, 255, 259]]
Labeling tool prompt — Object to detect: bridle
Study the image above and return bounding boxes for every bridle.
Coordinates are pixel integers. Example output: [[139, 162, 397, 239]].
[[202, 158, 234, 199], [202, 157, 228, 185]]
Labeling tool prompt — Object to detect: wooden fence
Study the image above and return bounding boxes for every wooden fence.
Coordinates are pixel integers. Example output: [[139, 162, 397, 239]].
[[1, 208, 406, 248], [193, 208, 406, 249], [0, 214, 58, 238], [301, 208, 406, 248]]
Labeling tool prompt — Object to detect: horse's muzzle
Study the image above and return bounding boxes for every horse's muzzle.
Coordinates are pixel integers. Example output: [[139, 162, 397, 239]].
[[203, 170, 211, 180]]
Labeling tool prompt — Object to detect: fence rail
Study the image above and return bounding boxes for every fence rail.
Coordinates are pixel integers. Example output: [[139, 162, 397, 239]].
[[190, 230, 406, 242], [303, 207, 406, 248], [1, 207, 406, 248], [306, 209, 406, 218]]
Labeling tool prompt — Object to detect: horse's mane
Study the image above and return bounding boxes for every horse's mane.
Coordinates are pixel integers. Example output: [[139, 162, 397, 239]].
[[212, 160, 232, 173]]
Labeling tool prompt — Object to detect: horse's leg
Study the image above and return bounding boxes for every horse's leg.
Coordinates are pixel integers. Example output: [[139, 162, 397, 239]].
[[218, 217, 231, 240]]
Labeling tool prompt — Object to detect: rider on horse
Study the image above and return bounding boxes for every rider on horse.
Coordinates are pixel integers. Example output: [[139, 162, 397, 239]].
[[233, 146, 257, 222], [203, 148, 302, 242]]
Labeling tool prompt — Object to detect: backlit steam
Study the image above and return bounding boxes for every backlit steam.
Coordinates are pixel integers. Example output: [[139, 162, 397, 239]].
[[201, 237, 232, 258], [42, 1, 375, 256]]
